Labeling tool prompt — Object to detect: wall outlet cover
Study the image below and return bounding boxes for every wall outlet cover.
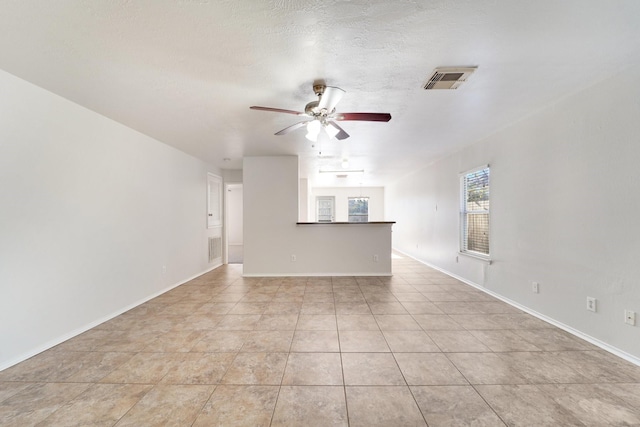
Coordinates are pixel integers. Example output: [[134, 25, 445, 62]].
[[586, 297, 597, 312], [625, 310, 636, 326]]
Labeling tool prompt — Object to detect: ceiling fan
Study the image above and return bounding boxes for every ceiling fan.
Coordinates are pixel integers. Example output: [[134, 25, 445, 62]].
[[250, 84, 391, 141]]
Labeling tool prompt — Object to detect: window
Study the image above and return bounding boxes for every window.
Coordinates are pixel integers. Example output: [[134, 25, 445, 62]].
[[460, 166, 490, 257], [348, 197, 369, 222]]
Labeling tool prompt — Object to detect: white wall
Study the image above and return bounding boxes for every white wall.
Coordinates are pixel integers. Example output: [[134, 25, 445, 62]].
[[386, 68, 640, 360], [243, 157, 392, 276], [0, 70, 220, 369], [311, 187, 385, 222]]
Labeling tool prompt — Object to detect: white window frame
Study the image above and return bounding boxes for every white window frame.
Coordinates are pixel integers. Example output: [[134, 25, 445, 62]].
[[459, 165, 491, 263]]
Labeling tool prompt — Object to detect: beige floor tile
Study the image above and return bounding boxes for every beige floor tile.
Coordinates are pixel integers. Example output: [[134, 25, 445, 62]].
[[291, 330, 340, 352], [336, 314, 380, 331], [426, 330, 492, 352], [369, 302, 409, 314], [497, 352, 590, 384], [220, 353, 288, 385], [363, 292, 401, 303], [143, 330, 205, 352], [0, 351, 132, 383], [374, 314, 422, 331], [100, 353, 183, 384], [227, 302, 268, 315], [400, 302, 445, 315], [382, 330, 440, 352], [196, 302, 237, 314], [446, 314, 504, 330], [40, 383, 151, 427], [411, 385, 506, 426], [339, 330, 390, 352], [512, 329, 595, 351], [215, 314, 262, 330], [394, 292, 429, 302], [300, 302, 336, 314], [240, 330, 294, 352], [254, 314, 299, 331], [433, 302, 487, 314], [303, 292, 334, 302], [596, 383, 640, 408], [553, 350, 640, 383], [475, 384, 587, 426], [115, 384, 214, 426], [0, 383, 90, 426], [282, 352, 343, 385], [342, 353, 405, 385], [447, 352, 528, 385], [469, 330, 542, 352], [0, 382, 32, 403], [538, 383, 640, 426], [335, 302, 372, 314], [192, 385, 279, 427], [296, 314, 337, 330], [272, 386, 348, 426], [394, 353, 468, 385], [346, 386, 426, 426], [160, 353, 236, 384], [412, 314, 464, 330], [264, 302, 302, 315], [190, 330, 248, 352], [172, 313, 225, 330]]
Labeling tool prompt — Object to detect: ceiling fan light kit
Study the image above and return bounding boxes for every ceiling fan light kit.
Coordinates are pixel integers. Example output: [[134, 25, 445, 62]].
[[250, 84, 392, 141]]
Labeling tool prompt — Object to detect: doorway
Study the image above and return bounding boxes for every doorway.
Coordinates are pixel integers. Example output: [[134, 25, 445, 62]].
[[225, 183, 243, 264], [316, 196, 335, 222]]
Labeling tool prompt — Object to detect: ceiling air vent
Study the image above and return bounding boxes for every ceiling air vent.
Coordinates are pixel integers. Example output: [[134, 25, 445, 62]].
[[423, 67, 477, 90]]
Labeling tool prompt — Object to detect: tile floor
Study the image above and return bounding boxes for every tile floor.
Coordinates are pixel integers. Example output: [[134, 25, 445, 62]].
[[1, 255, 640, 426]]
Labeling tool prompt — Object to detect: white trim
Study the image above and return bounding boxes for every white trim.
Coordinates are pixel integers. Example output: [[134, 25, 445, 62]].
[[458, 251, 492, 265], [0, 264, 221, 372], [394, 248, 640, 367], [243, 272, 392, 277]]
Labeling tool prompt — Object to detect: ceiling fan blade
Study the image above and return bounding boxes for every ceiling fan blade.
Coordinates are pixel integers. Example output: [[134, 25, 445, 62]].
[[336, 112, 392, 122], [318, 86, 345, 112], [250, 106, 304, 116], [274, 121, 310, 135], [327, 121, 350, 140]]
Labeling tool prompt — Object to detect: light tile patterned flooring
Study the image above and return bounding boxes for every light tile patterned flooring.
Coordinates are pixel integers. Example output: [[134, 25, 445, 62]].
[[2, 255, 640, 426]]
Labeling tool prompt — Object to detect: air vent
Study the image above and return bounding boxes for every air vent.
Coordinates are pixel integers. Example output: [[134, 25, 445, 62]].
[[423, 67, 477, 90]]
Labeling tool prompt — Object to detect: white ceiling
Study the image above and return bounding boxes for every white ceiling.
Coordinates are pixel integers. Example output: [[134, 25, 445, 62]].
[[2, 1, 640, 187]]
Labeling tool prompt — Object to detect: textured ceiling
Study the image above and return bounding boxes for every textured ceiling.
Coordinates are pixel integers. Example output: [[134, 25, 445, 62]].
[[2, 0, 640, 186]]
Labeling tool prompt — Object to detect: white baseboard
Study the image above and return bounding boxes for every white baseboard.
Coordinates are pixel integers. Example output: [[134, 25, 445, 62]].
[[0, 263, 222, 372], [393, 248, 640, 367], [243, 272, 392, 277]]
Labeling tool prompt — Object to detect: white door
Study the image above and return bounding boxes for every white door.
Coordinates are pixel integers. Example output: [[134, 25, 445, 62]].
[[316, 196, 335, 222]]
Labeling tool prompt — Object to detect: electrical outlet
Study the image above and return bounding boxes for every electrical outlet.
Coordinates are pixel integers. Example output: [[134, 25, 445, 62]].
[[586, 297, 597, 312], [625, 310, 636, 326], [532, 281, 539, 294], [290, 255, 296, 262], [162, 265, 167, 274], [373, 254, 379, 262]]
